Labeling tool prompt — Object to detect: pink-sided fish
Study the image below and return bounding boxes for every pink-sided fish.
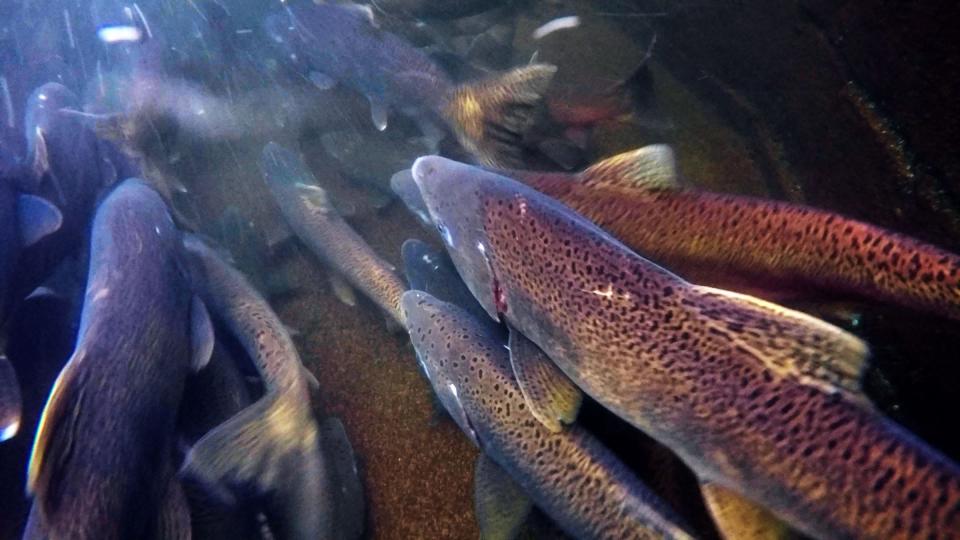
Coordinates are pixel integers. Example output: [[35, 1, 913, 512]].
[[264, 2, 556, 167], [508, 145, 960, 320], [410, 155, 960, 540]]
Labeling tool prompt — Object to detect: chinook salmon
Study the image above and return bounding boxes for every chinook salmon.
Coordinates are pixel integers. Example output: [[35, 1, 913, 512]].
[[402, 290, 695, 540], [508, 145, 960, 321], [264, 2, 556, 167], [260, 142, 407, 325], [24, 179, 213, 539], [411, 155, 960, 540]]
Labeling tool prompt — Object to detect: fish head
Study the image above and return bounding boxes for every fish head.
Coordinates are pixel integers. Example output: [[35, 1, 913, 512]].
[[390, 169, 432, 227], [401, 290, 482, 446], [411, 156, 503, 322]]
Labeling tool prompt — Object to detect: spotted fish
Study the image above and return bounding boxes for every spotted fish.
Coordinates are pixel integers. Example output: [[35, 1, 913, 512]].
[[264, 2, 556, 167], [24, 179, 213, 539], [508, 145, 960, 321], [411, 155, 960, 540], [402, 290, 695, 540], [260, 142, 406, 325], [181, 235, 364, 540]]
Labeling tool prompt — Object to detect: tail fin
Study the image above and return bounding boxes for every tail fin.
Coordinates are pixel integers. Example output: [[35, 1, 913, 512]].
[[0, 356, 21, 441], [180, 393, 332, 540], [445, 64, 557, 168]]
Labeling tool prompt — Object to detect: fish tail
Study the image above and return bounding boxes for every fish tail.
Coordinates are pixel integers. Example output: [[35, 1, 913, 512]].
[[444, 64, 557, 168], [180, 393, 332, 540], [0, 356, 21, 441]]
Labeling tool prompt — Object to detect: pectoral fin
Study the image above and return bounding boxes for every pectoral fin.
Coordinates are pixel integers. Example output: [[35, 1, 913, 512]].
[[578, 144, 679, 191], [329, 273, 358, 307], [18, 194, 62, 246], [0, 356, 22, 442], [508, 327, 582, 432], [320, 417, 365, 540], [700, 482, 796, 540], [27, 352, 86, 517], [191, 296, 215, 372], [367, 96, 389, 132], [474, 454, 531, 540]]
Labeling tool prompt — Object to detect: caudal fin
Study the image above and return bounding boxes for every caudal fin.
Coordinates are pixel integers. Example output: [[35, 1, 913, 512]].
[[445, 64, 557, 168], [180, 393, 332, 540]]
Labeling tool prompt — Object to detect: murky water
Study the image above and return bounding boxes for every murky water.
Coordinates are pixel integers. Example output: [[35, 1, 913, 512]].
[[1, 1, 958, 539]]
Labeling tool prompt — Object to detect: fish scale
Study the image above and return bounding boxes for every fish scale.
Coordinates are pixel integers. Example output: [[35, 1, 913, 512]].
[[412, 156, 960, 540]]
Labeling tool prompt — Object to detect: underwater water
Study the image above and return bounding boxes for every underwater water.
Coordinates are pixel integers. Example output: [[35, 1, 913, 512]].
[[1, 0, 959, 538]]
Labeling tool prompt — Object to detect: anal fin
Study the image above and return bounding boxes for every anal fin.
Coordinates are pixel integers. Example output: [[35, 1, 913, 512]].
[[700, 482, 797, 540], [329, 273, 358, 307], [191, 296, 215, 372], [475, 454, 531, 540], [508, 327, 582, 432]]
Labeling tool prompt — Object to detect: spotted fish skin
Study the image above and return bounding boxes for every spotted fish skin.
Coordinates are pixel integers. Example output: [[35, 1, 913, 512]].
[[260, 142, 406, 324], [411, 156, 960, 540], [25, 179, 194, 539], [513, 169, 960, 321], [401, 290, 695, 540]]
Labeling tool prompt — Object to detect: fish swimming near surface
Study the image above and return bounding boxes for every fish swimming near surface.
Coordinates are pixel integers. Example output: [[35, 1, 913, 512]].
[[402, 290, 695, 540], [181, 234, 365, 540], [260, 142, 407, 326], [23, 179, 214, 539], [411, 155, 960, 540], [264, 2, 556, 167], [507, 144, 960, 321]]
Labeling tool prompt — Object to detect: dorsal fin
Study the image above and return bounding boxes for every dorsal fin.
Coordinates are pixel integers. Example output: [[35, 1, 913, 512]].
[[578, 145, 679, 191], [689, 286, 870, 402], [27, 351, 86, 512]]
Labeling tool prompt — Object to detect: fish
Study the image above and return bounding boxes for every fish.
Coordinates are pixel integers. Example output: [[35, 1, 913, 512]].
[[391, 169, 432, 229], [401, 290, 695, 539], [260, 142, 407, 325], [508, 145, 960, 321], [23, 179, 213, 539], [410, 155, 960, 539], [181, 234, 364, 540], [264, 2, 556, 167]]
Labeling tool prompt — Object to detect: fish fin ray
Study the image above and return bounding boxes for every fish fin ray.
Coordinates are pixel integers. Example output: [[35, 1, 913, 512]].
[[691, 286, 870, 399], [446, 64, 557, 168], [190, 296, 215, 372], [700, 482, 796, 540], [0, 356, 22, 441], [579, 144, 679, 191], [17, 194, 62, 246], [474, 454, 531, 540], [507, 327, 581, 432]]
